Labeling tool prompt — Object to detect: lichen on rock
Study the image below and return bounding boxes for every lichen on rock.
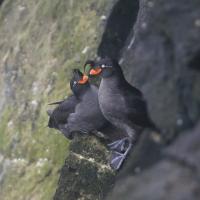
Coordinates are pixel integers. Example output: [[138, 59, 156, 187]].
[[54, 135, 115, 200]]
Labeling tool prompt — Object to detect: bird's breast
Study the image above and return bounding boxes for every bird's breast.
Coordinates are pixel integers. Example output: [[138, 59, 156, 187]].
[[98, 79, 126, 121]]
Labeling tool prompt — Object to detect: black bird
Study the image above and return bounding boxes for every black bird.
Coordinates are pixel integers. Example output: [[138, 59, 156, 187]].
[[64, 69, 108, 135], [47, 69, 89, 139], [47, 96, 78, 139], [48, 67, 125, 169], [48, 68, 116, 139], [88, 58, 157, 169], [68, 66, 125, 144]]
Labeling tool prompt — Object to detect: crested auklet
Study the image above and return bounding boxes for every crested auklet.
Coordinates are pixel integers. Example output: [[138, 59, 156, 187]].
[[88, 58, 157, 169], [47, 69, 89, 139], [65, 68, 108, 135], [48, 68, 115, 138]]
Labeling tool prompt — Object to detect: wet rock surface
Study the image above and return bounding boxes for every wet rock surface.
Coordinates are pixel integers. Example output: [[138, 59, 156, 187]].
[[0, 0, 200, 199], [54, 135, 115, 200], [103, 0, 200, 199], [121, 0, 200, 142], [107, 122, 200, 200]]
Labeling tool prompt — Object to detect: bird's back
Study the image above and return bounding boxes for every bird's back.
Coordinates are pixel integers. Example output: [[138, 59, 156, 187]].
[[48, 95, 79, 129], [99, 73, 154, 129], [67, 85, 108, 133]]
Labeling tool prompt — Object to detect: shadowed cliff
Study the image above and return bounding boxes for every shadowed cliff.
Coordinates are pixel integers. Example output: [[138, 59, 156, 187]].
[[106, 0, 200, 199], [0, 0, 200, 199], [57, 0, 200, 199]]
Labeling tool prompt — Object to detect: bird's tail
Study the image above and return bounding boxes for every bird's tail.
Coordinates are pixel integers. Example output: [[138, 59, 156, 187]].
[[48, 100, 64, 105]]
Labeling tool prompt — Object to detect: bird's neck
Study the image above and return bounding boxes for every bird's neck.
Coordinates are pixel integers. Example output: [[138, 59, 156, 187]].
[[74, 84, 91, 100], [101, 71, 126, 87]]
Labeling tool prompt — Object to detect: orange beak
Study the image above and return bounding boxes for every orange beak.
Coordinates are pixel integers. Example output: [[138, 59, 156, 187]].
[[78, 74, 89, 84], [89, 67, 102, 76]]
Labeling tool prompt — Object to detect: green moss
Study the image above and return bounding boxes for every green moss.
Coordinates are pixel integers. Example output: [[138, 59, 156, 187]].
[[0, 0, 113, 199], [0, 107, 13, 154], [0, 159, 60, 200], [70, 136, 110, 164], [54, 136, 115, 200]]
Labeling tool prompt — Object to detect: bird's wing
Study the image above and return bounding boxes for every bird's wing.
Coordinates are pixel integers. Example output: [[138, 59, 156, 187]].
[[48, 95, 79, 128], [122, 88, 153, 128], [67, 102, 97, 134], [123, 81, 143, 97], [67, 88, 106, 133]]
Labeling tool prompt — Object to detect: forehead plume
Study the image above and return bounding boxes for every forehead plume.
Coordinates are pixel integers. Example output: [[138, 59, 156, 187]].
[[72, 69, 83, 80]]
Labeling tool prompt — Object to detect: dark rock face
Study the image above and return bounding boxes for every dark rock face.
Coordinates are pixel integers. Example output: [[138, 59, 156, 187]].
[[55, 0, 200, 199], [121, 0, 200, 142], [98, 0, 139, 59], [107, 121, 200, 200], [54, 136, 115, 200], [0, 0, 4, 6], [105, 0, 200, 199]]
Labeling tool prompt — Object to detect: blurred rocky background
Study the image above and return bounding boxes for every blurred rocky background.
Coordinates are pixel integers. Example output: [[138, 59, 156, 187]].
[[0, 0, 200, 199]]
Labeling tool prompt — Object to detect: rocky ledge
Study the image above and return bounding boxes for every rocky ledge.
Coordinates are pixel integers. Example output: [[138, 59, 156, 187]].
[[54, 136, 115, 200]]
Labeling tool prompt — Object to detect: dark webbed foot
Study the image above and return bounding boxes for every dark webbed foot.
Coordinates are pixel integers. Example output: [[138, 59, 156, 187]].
[[109, 140, 132, 170], [107, 137, 129, 152], [110, 151, 125, 170]]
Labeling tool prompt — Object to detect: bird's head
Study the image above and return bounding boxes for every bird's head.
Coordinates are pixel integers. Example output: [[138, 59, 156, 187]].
[[87, 57, 119, 78], [70, 69, 89, 96]]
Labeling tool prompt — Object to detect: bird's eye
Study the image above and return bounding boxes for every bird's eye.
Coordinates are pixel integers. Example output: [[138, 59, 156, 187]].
[[73, 81, 77, 86], [101, 64, 106, 68]]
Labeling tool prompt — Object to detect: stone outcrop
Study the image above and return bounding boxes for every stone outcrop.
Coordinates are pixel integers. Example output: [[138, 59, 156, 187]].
[[54, 136, 115, 200], [0, 0, 200, 199], [107, 122, 200, 200], [105, 0, 200, 199], [121, 0, 200, 142]]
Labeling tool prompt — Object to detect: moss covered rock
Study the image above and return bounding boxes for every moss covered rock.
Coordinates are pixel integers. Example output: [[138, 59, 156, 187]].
[[54, 135, 115, 200]]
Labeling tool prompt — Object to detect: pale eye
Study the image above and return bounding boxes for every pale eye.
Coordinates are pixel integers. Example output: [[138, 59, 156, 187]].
[[101, 64, 106, 68], [73, 81, 77, 86]]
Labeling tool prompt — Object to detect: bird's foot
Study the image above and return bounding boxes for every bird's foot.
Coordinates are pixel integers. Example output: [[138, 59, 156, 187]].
[[107, 137, 129, 152], [110, 142, 132, 170], [110, 151, 125, 170]]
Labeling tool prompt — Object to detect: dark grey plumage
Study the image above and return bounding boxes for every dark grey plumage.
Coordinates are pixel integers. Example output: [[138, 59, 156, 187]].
[[89, 58, 157, 169], [47, 69, 111, 140], [65, 83, 108, 134], [47, 95, 79, 139]]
